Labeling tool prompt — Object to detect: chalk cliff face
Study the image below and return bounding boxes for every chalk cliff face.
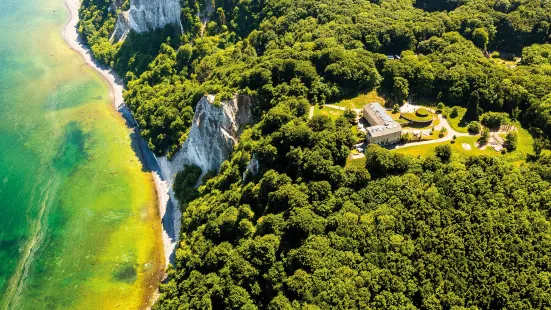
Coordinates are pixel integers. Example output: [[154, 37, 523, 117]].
[[108, 0, 125, 13], [158, 95, 254, 186], [111, 11, 130, 42], [129, 0, 182, 33], [112, 0, 182, 42]]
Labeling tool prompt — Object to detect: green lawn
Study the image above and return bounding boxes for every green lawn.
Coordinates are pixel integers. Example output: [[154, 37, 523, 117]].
[[334, 90, 387, 109], [405, 114, 439, 130], [348, 124, 537, 167], [395, 136, 495, 158], [395, 126, 534, 163], [401, 112, 433, 123], [346, 156, 366, 169], [314, 105, 344, 120], [444, 106, 470, 133], [507, 124, 534, 162]]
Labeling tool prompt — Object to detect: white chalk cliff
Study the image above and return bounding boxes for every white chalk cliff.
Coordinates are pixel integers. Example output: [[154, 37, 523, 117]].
[[112, 0, 182, 42], [129, 0, 182, 33], [158, 95, 254, 186], [111, 11, 130, 42], [108, 0, 125, 13]]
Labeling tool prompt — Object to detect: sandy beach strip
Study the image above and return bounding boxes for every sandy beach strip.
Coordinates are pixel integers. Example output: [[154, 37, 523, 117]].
[[62, 0, 179, 267]]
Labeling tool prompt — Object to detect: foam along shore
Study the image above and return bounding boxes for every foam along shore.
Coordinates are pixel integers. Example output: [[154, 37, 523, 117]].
[[63, 0, 181, 266]]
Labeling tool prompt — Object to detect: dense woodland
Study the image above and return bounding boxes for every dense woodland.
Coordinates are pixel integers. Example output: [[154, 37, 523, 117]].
[[78, 0, 551, 308], [80, 0, 551, 156]]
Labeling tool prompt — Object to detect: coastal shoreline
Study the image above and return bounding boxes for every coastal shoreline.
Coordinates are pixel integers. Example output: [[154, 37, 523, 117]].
[[62, 0, 180, 280]]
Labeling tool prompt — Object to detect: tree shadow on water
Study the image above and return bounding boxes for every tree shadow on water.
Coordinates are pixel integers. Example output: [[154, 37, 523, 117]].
[[118, 104, 179, 266]]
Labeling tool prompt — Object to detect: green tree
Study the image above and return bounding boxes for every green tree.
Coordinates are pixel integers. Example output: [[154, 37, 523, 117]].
[[365, 144, 409, 178], [472, 28, 489, 50], [450, 107, 459, 118], [533, 138, 546, 157], [393, 77, 409, 103], [343, 108, 357, 124], [435, 144, 452, 162], [468, 121, 482, 134], [479, 127, 490, 145], [392, 104, 400, 114], [466, 91, 481, 121], [482, 112, 508, 129], [173, 165, 202, 206], [505, 131, 518, 151]]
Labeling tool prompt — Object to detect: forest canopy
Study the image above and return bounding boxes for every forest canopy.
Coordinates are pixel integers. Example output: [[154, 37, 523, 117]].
[[80, 0, 551, 156], [78, 0, 551, 308]]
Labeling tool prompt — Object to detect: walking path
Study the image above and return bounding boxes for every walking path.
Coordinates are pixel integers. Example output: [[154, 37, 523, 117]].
[[394, 104, 473, 149], [393, 114, 472, 149], [315, 102, 475, 151]]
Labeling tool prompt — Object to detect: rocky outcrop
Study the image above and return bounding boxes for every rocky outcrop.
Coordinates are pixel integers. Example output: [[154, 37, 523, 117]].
[[108, 0, 125, 13], [112, 0, 182, 42], [129, 0, 182, 33], [110, 11, 130, 42], [243, 155, 259, 180], [198, 0, 214, 36], [158, 95, 254, 186]]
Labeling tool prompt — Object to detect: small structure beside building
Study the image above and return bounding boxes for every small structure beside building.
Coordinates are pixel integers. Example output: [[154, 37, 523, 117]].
[[363, 102, 402, 145]]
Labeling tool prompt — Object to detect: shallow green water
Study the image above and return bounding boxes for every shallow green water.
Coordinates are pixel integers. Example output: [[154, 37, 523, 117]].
[[0, 0, 164, 308]]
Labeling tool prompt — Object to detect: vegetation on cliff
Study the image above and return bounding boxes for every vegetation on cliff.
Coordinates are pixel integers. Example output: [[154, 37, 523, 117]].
[[80, 0, 551, 156], [78, 0, 551, 308]]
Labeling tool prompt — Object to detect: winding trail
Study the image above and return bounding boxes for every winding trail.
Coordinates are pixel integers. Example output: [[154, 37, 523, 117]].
[[393, 114, 472, 149], [320, 102, 473, 149]]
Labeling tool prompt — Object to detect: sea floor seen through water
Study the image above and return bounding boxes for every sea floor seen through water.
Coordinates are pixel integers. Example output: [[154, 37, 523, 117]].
[[0, 0, 164, 308]]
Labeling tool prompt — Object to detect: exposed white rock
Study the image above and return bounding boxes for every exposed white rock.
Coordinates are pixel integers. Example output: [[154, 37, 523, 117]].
[[243, 155, 259, 180], [157, 95, 254, 188], [108, 0, 125, 13], [129, 0, 183, 33], [111, 11, 130, 42], [198, 0, 214, 36], [112, 0, 182, 42]]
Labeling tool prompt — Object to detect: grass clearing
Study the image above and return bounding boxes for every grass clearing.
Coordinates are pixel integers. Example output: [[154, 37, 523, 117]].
[[335, 90, 386, 109], [401, 115, 440, 130], [506, 123, 533, 161], [346, 156, 366, 169], [394, 136, 496, 158], [444, 106, 469, 133], [403, 130, 447, 142], [401, 112, 433, 123], [314, 105, 344, 120], [395, 126, 534, 162]]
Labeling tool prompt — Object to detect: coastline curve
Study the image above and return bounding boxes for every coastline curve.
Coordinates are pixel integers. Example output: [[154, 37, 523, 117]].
[[62, 0, 180, 270]]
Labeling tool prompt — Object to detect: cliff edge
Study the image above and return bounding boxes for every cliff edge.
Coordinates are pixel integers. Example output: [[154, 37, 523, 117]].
[[112, 0, 182, 42], [158, 94, 254, 187]]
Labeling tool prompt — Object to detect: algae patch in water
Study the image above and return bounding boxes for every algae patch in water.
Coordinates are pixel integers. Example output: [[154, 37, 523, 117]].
[[53, 122, 87, 173], [113, 262, 138, 283]]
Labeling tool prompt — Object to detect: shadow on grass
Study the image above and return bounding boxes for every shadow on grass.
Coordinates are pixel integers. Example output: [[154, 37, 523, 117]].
[[458, 113, 471, 127]]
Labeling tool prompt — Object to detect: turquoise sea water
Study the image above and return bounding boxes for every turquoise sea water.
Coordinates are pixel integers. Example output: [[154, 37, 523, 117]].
[[0, 0, 163, 308]]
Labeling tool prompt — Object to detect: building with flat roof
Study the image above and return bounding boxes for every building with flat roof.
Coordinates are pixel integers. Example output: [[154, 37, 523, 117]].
[[363, 102, 402, 145]]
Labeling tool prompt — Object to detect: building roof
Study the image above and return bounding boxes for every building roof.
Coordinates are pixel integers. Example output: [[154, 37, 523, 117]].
[[367, 123, 402, 138], [363, 102, 395, 126], [363, 102, 403, 138]]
